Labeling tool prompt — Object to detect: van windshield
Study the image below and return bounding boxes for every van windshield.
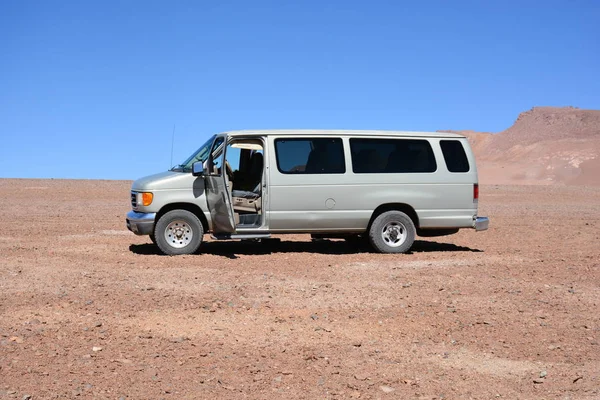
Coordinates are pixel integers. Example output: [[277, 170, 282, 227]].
[[171, 135, 216, 172]]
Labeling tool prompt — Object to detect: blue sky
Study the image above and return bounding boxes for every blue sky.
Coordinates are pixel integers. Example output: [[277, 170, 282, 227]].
[[1, 0, 599, 179]]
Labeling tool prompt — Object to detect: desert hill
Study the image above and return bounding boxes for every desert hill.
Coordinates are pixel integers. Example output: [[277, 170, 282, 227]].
[[441, 106, 600, 186]]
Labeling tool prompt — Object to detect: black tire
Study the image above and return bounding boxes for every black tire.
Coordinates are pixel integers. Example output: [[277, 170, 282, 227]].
[[154, 210, 203, 255], [149, 233, 157, 245], [368, 211, 415, 253]]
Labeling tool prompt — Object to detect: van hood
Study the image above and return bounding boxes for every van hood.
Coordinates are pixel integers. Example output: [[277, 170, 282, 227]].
[[132, 170, 196, 191]]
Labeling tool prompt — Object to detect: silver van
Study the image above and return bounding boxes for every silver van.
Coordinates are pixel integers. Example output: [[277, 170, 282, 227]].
[[126, 130, 489, 255]]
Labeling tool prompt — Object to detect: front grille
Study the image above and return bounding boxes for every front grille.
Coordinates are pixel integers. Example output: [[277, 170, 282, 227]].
[[131, 192, 137, 209]]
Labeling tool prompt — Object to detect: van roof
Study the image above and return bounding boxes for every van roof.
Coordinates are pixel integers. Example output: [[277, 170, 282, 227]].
[[224, 129, 466, 138]]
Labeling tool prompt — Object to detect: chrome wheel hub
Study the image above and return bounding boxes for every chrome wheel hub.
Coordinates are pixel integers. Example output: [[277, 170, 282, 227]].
[[381, 222, 407, 247], [164, 220, 193, 248]]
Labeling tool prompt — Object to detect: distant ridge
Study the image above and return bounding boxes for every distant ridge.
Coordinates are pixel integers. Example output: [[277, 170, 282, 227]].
[[439, 106, 600, 186]]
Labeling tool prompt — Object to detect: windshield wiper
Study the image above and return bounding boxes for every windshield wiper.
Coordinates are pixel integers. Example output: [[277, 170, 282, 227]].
[[170, 164, 186, 172]]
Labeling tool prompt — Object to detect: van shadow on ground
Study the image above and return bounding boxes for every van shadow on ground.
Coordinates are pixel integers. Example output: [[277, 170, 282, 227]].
[[129, 239, 482, 258]]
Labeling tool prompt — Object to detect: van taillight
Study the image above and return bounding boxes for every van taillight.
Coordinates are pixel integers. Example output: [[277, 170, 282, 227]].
[[474, 184, 479, 201]]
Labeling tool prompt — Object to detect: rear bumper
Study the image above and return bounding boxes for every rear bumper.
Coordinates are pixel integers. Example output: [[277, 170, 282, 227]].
[[474, 216, 489, 231], [126, 211, 156, 235]]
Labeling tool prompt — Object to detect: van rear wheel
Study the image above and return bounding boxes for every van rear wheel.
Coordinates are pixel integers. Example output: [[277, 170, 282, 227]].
[[155, 210, 203, 255], [369, 211, 415, 253]]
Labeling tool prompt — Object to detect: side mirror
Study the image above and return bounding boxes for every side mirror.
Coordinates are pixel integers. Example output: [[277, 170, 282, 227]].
[[192, 162, 204, 176]]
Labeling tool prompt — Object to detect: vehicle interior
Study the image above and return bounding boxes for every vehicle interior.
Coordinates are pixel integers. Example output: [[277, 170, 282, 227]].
[[225, 139, 264, 228]]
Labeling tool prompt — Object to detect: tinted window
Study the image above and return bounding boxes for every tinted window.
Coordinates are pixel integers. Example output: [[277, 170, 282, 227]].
[[275, 138, 345, 174], [440, 140, 470, 172], [350, 138, 436, 173]]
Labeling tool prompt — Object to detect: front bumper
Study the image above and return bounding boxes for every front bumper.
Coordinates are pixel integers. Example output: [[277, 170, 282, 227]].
[[126, 211, 156, 235], [474, 216, 489, 231]]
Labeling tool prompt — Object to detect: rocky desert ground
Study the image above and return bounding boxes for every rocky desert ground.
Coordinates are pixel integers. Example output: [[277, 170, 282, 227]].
[[1, 107, 599, 399]]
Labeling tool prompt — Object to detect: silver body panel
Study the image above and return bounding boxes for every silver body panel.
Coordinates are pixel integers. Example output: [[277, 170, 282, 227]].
[[266, 135, 479, 232], [128, 170, 213, 231], [126, 130, 488, 238]]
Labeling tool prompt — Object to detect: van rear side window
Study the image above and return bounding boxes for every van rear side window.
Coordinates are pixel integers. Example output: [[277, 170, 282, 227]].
[[350, 138, 436, 173], [275, 138, 345, 174], [440, 140, 470, 173]]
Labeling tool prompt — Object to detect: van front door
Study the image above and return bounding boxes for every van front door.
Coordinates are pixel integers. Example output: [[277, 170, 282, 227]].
[[205, 135, 236, 233]]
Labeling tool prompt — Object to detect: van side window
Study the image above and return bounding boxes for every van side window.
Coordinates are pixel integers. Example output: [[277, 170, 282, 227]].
[[440, 140, 470, 173], [350, 139, 436, 173], [275, 138, 345, 174]]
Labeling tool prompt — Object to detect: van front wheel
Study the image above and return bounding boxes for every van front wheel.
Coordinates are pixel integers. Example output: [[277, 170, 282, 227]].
[[369, 211, 415, 253], [155, 210, 203, 255]]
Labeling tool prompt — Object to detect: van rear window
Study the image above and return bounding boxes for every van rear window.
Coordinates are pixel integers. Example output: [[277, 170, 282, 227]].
[[349, 138, 436, 173], [275, 138, 345, 174], [440, 140, 470, 173]]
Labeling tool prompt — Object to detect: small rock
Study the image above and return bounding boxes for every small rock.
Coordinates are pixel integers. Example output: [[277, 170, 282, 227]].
[[92, 346, 103, 352], [273, 375, 282, 382], [94, 322, 103, 328], [540, 370, 547, 378], [380, 385, 395, 393], [9, 336, 24, 344], [354, 373, 369, 381], [533, 378, 544, 384], [22, 395, 32, 400]]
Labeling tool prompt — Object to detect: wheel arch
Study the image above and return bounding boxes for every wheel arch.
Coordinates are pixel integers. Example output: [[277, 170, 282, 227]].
[[368, 203, 419, 232], [156, 203, 209, 233]]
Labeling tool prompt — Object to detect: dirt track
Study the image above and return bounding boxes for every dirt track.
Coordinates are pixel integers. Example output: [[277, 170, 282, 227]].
[[1, 179, 599, 399]]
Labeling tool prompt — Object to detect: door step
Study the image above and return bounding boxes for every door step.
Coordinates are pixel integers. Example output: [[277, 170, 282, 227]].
[[211, 233, 271, 240]]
